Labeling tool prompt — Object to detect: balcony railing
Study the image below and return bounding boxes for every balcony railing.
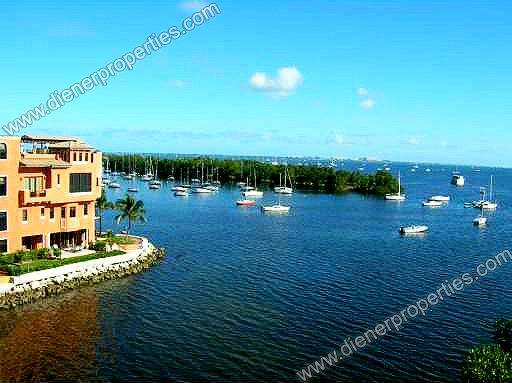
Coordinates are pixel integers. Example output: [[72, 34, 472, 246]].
[[19, 189, 50, 204]]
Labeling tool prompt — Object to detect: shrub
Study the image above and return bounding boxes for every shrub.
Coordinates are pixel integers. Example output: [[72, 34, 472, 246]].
[[461, 344, 512, 382], [13, 251, 24, 263], [37, 248, 48, 260], [90, 241, 106, 252]]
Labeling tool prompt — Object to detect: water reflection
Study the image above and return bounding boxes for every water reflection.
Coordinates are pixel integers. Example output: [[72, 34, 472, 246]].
[[0, 289, 99, 383]]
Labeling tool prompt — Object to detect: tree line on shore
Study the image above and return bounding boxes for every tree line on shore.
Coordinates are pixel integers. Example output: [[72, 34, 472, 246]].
[[106, 154, 401, 196]]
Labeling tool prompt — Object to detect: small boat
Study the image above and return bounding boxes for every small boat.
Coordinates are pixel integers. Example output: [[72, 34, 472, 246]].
[[385, 170, 405, 200], [175, 191, 189, 197], [108, 183, 121, 189], [473, 216, 487, 226], [425, 168, 432, 172], [400, 225, 428, 234], [451, 175, 465, 186], [236, 199, 256, 206], [423, 200, 442, 207], [243, 190, 263, 197], [172, 186, 187, 192], [261, 205, 290, 213], [168, 176, 175, 181], [149, 184, 161, 190], [192, 187, 212, 193], [481, 201, 498, 210], [429, 195, 450, 202], [127, 187, 139, 193], [205, 185, 219, 192]]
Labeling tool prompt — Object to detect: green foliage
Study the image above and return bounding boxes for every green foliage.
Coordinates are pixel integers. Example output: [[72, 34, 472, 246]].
[[115, 195, 146, 234], [4, 250, 125, 276], [90, 241, 107, 252], [96, 190, 115, 235], [462, 318, 512, 382], [461, 345, 512, 382], [495, 319, 512, 353], [106, 154, 400, 196]]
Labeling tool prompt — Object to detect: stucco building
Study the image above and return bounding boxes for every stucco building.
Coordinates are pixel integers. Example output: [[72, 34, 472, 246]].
[[0, 135, 102, 253]]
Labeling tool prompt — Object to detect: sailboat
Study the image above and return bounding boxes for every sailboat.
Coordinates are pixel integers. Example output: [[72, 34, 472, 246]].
[[149, 160, 161, 189], [243, 170, 263, 197], [385, 171, 405, 200], [481, 175, 497, 209], [275, 168, 293, 194], [262, 189, 290, 212]]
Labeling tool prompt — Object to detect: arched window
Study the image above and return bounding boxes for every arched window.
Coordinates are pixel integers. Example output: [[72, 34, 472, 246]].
[[0, 143, 6, 159]]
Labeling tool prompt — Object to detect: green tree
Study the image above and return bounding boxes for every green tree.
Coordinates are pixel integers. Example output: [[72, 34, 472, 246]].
[[115, 194, 146, 235], [462, 318, 512, 382], [96, 190, 114, 236], [461, 345, 512, 382]]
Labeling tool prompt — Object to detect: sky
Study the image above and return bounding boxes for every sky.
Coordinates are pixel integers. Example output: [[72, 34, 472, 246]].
[[0, 1, 511, 166]]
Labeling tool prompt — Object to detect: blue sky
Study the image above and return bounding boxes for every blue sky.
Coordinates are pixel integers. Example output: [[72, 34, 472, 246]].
[[1, 1, 511, 166]]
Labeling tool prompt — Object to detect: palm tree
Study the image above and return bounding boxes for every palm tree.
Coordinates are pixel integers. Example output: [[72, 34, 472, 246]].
[[96, 191, 114, 236], [115, 194, 146, 235]]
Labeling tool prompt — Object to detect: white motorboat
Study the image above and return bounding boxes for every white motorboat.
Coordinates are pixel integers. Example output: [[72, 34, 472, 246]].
[[400, 225, 428, 234], [429, 195, 450, 202], [192, 187, 212, 193], [175, 190, 189, 197], [261, 205, 290, 213], [473, 216, 487, 226], [243, 190, 263, 197], [149, 184, 161, 190], [423, 200, 442, 207], [205, 185, 219, 192], [481, 201, 498, 210], [108, 182, 121, 189], [451, 174, 465, 186], [385, 170, 405, 200], [172, 186, 187, 192], [127, 187, 138, 193]]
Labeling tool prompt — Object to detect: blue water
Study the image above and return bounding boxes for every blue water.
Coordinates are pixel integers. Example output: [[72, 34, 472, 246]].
[[1, 163, 511, 382]]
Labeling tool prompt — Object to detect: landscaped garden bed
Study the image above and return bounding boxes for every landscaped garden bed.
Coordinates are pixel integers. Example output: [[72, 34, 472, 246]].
[[0, 249, 125, 276]]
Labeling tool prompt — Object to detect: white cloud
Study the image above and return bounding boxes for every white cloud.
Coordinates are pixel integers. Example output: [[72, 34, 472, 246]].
[[178, 0, 207, 12], [168, 80, 185, 88], [333, 133, 344, 145], [249, 67, 304, 98], [360, 98, 375, 109], [356, 87, 375, 109], [357, 87, 368, 96], [407, 137, 420, 145]]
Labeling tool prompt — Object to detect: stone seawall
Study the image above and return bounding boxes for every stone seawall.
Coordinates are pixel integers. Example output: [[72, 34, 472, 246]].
[[0, 239, 166, 309]]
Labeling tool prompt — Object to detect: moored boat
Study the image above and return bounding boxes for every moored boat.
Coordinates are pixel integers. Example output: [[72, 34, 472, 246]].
[[400, 225, 428, 234]]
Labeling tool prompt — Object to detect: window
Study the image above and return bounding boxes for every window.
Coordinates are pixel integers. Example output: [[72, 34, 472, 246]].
[[73, 153, 77, 161], [0, 212, 6, 231], [91, 153, 94, 162], [61, 207, 66, 219], [83, 204, 88, 216], [50, 207, 54, 220], [96, 177, 99, 187], [0, 177, 6, 197], [85, 153, 89, 161], [0, 143, 6, 159], [79, 153, 83, 161], [22, 209, 28, 223], [69, 173, 92, 193], [70, 207, 76, 218], [41, 208, 45, 218], [24, 177, 43, 193], [0, 240, 7, 254], [57, 174, 61, 186]]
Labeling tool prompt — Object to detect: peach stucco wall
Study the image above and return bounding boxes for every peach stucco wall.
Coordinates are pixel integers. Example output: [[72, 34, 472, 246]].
[[0, 137, 102, 253]]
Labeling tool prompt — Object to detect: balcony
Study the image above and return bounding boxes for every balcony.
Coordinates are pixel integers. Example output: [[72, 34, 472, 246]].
[[19, 189, 52, 204]]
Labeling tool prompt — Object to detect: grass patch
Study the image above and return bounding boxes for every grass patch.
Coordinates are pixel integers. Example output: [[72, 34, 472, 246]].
[[0, 250, 125, 276]]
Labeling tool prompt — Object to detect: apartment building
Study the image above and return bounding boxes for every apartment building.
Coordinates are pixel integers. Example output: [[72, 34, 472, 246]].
[[0, 135, 102, 253]]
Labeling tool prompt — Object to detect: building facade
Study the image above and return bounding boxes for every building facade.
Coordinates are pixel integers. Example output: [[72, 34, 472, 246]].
[[0, 135, 102, 253]]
